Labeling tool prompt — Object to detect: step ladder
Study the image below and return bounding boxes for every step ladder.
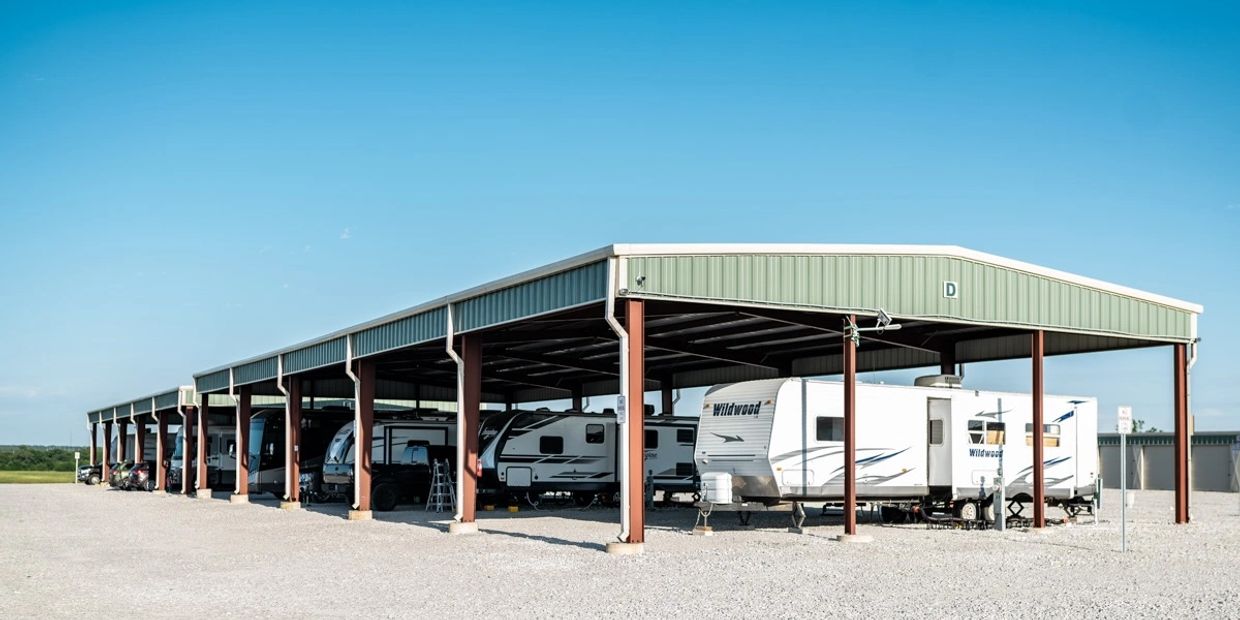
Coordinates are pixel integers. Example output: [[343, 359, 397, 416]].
[[426, 459, 455, 513]]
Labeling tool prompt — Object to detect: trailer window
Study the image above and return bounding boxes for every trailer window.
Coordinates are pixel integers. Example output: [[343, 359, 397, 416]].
[[1024, 423, 1062, 447], [677, 428, 695, 444], [816, 417, 843, 442], [985, 422, 1005, 445], [585, 424, 605, 444], [968, 420, 984, 444], [928, 419, 944, 446], [676, 462, 694, 477], [539, 436, 564, 455], [645, 430, 659, 449]]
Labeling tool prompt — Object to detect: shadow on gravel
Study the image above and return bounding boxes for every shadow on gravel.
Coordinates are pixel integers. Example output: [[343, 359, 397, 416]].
[[478, 528, 607, 551]]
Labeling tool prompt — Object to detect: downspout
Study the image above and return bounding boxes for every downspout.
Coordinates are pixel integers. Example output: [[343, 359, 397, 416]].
[[445, 304, 466, 523], [344, 335, 362, 510], [603, 256, 631, 543], [276, 354, 291, 501]]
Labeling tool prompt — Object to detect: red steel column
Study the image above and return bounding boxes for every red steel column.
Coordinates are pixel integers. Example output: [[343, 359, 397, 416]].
[[181, 407, 193, 493], [156, 412, 169, 491], [460, 334, 482, 523], [1032, 331, 1046, 528], [1174, 343, 1190, 524], [286, 378, 302, 502], [197, 395, 210, 492], [939, 346, 956, 376], [235, 386, 252, 497], [135, 420, 147, 464], [90, 423, 98, 466], [102, 421, 113, 481], [625, 298, 646, 544], [661, 385, 674, 415], [843, 315, 858, 536], [118, 421, 129, 462], [355, 360, 375, 511], [571, 385, 583, 411]]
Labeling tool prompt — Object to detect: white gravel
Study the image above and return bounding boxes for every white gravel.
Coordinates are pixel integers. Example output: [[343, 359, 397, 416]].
[[2, 485, 1238, 618]]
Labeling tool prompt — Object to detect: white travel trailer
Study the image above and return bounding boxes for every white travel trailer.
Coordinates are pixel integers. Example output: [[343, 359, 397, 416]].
[[695, 377, 1097, 521], [320, 414, 458, 510], [479, 410, 699, 504]]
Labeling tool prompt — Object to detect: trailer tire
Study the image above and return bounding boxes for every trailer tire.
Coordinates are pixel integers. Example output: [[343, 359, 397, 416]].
[[572, 492, 595, 507], [87, 474, 100, 486], [955, 501, 979, 522], [372, 483, 398, 512]]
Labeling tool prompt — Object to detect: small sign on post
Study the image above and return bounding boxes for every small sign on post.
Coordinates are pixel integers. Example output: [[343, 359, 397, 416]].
[[74, 451, 81, 484], [616, 395, 627, 426], [1118, 406, 1132, 552]]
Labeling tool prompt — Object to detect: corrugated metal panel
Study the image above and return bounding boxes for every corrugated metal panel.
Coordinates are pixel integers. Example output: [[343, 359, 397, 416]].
[[235, 356, 278, 385], [1099, 433, 1239, 447], [355, 307, 447, 358], [196, 369, 230, 394], [153, 390, 180, 411], [456, 260, 607, 333], [133, 399, 152, 414], [285, 337, 347, 374], [624, 254, 1194, 342]]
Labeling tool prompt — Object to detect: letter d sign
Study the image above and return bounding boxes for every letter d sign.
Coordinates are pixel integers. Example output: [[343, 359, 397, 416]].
[[943, 281, 959, 299]]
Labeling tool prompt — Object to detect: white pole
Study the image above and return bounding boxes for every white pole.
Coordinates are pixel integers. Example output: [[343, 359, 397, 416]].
[[995, 397, 1005, 532], [1121, 431, 1127, 553]]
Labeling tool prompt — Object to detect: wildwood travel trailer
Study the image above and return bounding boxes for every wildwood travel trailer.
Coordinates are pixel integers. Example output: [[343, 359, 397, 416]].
[[695, 377, 1098, 522]]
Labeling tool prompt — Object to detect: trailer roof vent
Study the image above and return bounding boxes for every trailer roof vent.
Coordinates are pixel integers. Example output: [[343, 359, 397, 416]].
[[914, 374, 963, 389]]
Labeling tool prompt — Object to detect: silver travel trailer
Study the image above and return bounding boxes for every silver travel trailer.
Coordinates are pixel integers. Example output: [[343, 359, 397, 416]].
[[168, 424, 237, 491], [479, 410, 699, 504], [320, 413, 458, 510], [695, 377, 1098, 521], [246, 407, 353, 498]]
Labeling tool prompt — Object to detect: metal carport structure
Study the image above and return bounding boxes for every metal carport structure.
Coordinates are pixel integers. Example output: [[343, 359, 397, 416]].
[[87, 387, 197, 491], [187, 244, 1201, 550]]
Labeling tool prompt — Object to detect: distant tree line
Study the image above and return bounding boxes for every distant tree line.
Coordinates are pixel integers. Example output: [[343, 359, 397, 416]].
[[0, 446, 88, 471]]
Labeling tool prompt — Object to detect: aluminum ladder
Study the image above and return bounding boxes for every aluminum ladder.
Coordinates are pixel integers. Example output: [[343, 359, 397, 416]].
[[426, 459, 455, 513]]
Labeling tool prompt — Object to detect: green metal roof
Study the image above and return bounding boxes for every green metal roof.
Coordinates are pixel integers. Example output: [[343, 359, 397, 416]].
[[1099, 432, 1239, 447], [184, 244, 1199, 398]]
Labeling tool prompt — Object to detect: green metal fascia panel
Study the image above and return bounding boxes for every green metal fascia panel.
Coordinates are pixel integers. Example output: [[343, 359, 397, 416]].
[[355, 307, 447, 358], [235, 357, 278, 386], [153, 390, 180, 411], [196, 370, 230, 394], [285, 337, 347, 374], [1099, 433, 1239, 447], [623, 254, 1193, 342], [133, 399, 152, 414], [456, 260, 607, 333]]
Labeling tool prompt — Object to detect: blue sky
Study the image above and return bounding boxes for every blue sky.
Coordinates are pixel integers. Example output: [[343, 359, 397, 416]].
[[1, 1, 1236, 445]]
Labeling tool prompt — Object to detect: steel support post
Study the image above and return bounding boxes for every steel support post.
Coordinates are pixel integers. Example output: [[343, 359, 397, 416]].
[[135, 420, 146, 464], [90, 423, 98, 467], [460, 334, 482, 523], [197, 395, 210, 493], [118, 421, 128, 462], [1032, 330, 1046, 528], [235, 386, 251, 498], [286, 378, 302, 502], [571, 385, 583, 411], [939, 346, 956, 376], [624, 298, 646, 544], [354, 359, 375, 511], [843, 315, 858, 536], [661, 385, 674, 415], [156, 412, 168, 491], [102, 421, 113, 481], [1174, 343, 1190, 524]]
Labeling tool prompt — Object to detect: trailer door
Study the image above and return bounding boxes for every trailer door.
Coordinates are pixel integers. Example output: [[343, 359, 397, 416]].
[[927, 398, 952, 488]]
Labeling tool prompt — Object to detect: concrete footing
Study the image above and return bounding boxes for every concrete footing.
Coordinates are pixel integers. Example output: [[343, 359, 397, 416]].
[[834, 533, 874, 544], [347, 509, 373, 521], [448, 521, 479, 535], [195, 488, 213, 500], [279, 501, 301, 511], [605, 542, 645, 555], [691, 526, 714, 537], [229, 494, 249, 504], [788, 526, 806, 535]]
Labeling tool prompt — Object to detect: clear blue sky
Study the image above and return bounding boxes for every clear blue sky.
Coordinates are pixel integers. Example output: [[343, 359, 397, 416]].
[[1, 1, 1236, 445]]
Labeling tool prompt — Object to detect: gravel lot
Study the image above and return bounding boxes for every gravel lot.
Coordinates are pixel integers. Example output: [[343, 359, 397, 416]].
[[2, 485, 1238, 618]]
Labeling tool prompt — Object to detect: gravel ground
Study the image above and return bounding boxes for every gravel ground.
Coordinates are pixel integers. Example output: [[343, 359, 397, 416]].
[[2, 485, 1238, 618]]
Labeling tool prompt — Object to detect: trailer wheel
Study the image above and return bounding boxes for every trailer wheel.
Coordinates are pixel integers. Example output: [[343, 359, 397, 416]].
[[572, 492, 595, 507], [372, 483, 398, 512], [87, 474, 100, 486], [955, 501, 979, 522], [982, 501, 996, 523]]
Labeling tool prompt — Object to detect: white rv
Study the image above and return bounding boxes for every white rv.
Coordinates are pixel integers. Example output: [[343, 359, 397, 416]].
[[695, 377, 1097, 521], [320, 415, 457, 510], [479, 410, 699, 504]]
